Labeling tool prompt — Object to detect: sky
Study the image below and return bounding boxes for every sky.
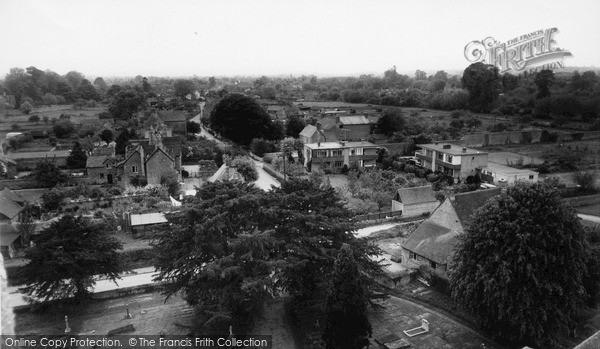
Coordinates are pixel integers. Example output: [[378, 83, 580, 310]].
[[0, 0, 599, 79]]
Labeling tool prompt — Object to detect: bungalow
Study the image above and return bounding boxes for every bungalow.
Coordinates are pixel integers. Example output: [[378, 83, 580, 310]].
[[481, 162, 538, 186], [391, 186, 439, 217], [401, 188, 502, 279]]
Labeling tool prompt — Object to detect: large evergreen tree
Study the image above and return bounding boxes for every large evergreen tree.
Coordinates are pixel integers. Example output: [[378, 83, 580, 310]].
[[322, 244, 372, 349], [449, 182, 592, 347], [209, 93, 284, 146], [32, 160, 67, 187], [19, 215, 123, 302], [153, 179, 383, 332], [66, 141, 87, 169]]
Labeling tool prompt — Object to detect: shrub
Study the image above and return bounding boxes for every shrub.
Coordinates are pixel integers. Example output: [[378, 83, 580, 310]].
[[572, 171, 597, 191]]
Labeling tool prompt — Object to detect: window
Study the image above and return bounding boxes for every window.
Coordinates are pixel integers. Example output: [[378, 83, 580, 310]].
[[430, 261, 437, 269], [426, 150, 433, 157], [131, 166, 138, 173], [447, 155, 453, 163], [529, 175, 534, 179], [332, 149, 342, 157], [334, 161, 343, 168], [350, 148, 356, 156], [105, 164, 110, 168], [437, 152, 444, 160], [410, 252, 417, 260], [100, 173, 105, 179]]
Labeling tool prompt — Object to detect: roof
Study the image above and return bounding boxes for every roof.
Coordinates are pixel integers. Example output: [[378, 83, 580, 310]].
[[451, 188, 502, 225], [162, 136, 182, 156], [130, 212, 168, 226], [207, 164, 243, 183], [403, 188, 502, 264], [1, 188, 26, 205], [267, 105, 285, 111], [142, 113, 163, 129], [417, 143, 487, 156], [304, 141, 379, 150], [402, 221, 458, 264], [574, 330, 600, 349], [157, 110, 187, 123], [0, 154, 17, 165], [0, 225, 20, 246], [299, 125, 318, 138], [339, 115, 369, 125], [483, 162, 538, 176], [0, 191, 23, 221], [86, 155, 108, 168], [395, 186, 437, 205], [7, 150, 71, 159]]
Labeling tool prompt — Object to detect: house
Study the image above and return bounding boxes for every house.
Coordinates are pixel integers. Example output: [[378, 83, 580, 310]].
[[0, 188, 26, 258], [0, 154, 17, 178], [481, 162, 538, 186], [0, 188, 25, 222], [155, 110, 187, 134], [266, 105, 287, 122], [415, 143, 488, 180], [117, 135, 182, 186], [338, 115, 371, 141], [303, 141, 380, 171], [299, 125, 327, 144], [401, 188, 502, 279], [86, 155, 117, 184], [391, 186, 439, 217], [207, 156, 245, 183]]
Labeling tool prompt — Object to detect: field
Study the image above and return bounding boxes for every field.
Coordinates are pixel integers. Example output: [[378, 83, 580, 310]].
[[1, 105, 107, 140]]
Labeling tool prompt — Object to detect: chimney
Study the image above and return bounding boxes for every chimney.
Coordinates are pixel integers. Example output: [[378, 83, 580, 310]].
[[462, 147, 467, 153]]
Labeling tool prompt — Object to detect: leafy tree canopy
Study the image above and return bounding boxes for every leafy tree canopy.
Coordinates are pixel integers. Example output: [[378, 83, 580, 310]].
[[462, 62, 501, 112], [209, 93, 284, 146], [19, 215, 123, 302], [32, 160, 67, 187], [66, 141, 87, 169], [450, 182, 593, 347]]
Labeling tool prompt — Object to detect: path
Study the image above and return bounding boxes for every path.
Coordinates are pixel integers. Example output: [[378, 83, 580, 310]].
[[354, 222, 404, 238], [579, 213, 600, 223]]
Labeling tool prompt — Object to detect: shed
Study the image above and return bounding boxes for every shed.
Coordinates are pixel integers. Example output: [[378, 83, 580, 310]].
[[391, 186, 439, 217]]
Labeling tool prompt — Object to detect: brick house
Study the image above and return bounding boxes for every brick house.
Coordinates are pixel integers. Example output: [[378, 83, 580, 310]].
[[401, 188, 502, 279], [391, 186, 440, 217], [155, 110, 187, 134], [298, 115, 371, 145]]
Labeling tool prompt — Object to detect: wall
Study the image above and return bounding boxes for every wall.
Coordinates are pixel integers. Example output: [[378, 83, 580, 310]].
[[461, 130, 545, 147], [122, 151, 142, 185], [145, 150, 177, 185], [459, 153, 488, 178], [403, 201, 440, 218], [563, 194, 600, 207]]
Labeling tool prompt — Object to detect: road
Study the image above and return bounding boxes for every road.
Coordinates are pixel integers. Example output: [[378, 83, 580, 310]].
[[579, 213, 600, 223]]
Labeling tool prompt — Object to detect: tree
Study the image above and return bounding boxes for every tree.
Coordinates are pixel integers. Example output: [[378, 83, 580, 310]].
[[572, 171, 597, 192], [76, 79, 99, 101], [32, 160, 67, 187], [250, 138, 277, 157], [153, 180, 384, 331], [4, 67, 29, 107], [115, 129, 135, 155], [462, 62, 501, 112], [286, 116, 306, 138], [53, 119, 75, 139], [186, 120, 201, 134], [21, 101, 33, 114], [108, 89, 145, 119], [534, 69, 555, 99], [66, 142, 87, 169], [465, 117, 482, 132], [99, 129, 114, 143], [40, 189, 64, 212], [174, 79, 196, 99], [231, 157, 258, 182], [433, 70, 448, 81], [161, 173, 181, 197], [64, 71, 84, 90], [415, 69, 427, 80], [322, 244, 372, 349], [19, 215, 123, 302], [28, 114, 39, 124], [209, 93, 284, 146], [375, 108, 405, 136], [450, 183, 592, 347]]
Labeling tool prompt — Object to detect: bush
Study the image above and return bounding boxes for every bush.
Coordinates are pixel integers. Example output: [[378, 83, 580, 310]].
[[250, 138, 277, 157], [572, 171, 597, 191]]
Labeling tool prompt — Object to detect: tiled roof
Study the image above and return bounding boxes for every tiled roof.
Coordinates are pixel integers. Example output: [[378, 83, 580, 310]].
[[451, 188, 502, 225], [402, 221, 458, 264], [162, 136, 182, 156], [86, 155, 108, 168], [395, 186, 437, 205], [1, 188, 26, 205], [157, 110, 187, 122], [0, 191, 23, 221], [299, 125, 318, 138]]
